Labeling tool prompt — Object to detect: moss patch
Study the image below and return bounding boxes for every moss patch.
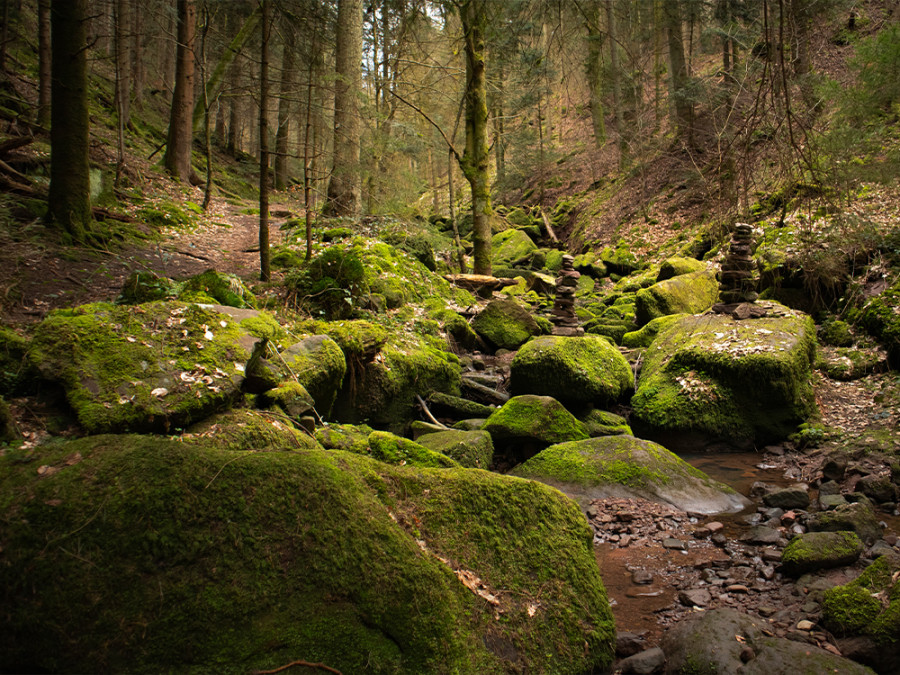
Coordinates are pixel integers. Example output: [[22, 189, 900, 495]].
[[780, 531, 864, 576], [634, 268, 718, 326], [492, 229, 538, 268], [483, 395, 588, 448], [471, 298, 540, 351], [416, 430, 494, 469]]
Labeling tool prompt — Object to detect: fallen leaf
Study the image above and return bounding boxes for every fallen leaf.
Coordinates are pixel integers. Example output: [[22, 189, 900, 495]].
[[151, 387, 169, 397]]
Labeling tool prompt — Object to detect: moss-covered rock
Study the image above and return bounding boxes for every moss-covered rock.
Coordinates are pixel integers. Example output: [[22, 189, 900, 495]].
[[509, 335, 633, 407], [572, 251, 608, 278], [634, 268, 718, 326], [0, 435, 614, 673], [258, 381, 316, 420], [492, 229, 538, 268], [117, 271, 178, 304], [0, 325, 28, 395], [471, 298, 540, 351], [28, 302, 267, 434], [621, 314, 685, 348], [427, 391, 494, 419], [179, 269, 258, 309], [416, 429, 494, 469], [580, 409, 632, 437], [364, 430, 459, 468], [631, 306, 817, 448], [860, 278, 900, 367], [657, 256, 706, 281], [0, 395, 17, 443], [817, 346, 887, 381], [443, 313, 482, 351], [331, 332, 461, 431], [186, 407, 321, 451], [483, 395, 588, 460], [819, 319, 854, 347], [780, 531, 864, 576], [807, 502, 883, 545], [314, 422, 373, 454], [511, 436, 749, 514], [599, 243, 640, 275], [277, 335, 347, 417]]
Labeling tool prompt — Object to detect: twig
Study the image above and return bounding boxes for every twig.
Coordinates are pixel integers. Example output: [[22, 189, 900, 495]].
[[203, 454, 250, 490], [252, 660, 343, 675], [416, 394, 448, 429]]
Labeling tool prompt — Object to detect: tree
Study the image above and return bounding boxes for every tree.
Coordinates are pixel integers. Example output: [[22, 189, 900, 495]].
[[258, 0, 271, 282], [582, 0, 606, 149], [663, 0, 692, 140], [48, 0, 92, 241], [163, 0, 199, 183], [325, 0, 363, 217], [274, 22, 297, 191], [37, 0, 51, 128]]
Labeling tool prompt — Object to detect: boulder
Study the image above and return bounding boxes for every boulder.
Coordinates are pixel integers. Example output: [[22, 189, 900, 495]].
[[581, 409, 632, 437], [471, 298, 540, 351], [509, 335, 633, 408], [277, 335, 347, 417], [762, 485, 810, 510], [510, 435, 749, 514], [662, 608, 874, 675], [417, 430, 494, 469], [634, 268, 718, 326], [364, 430, 459, 468], [179, 269, 258, 308], [860, 278, 900, 367], [314, 422, 373, 454], [807, 502, 883, 545], [0, 325, 28, 395], [0, 435, 615, 674], [657, 256, 706, 281], [621, 314, 685, 349], [780, 531, 864, 576], [630, 305, 817, 449], [492, 228, 538, 268], [617, 646, 665, 674], [483, 395, 588, 459], [186, 408, 321, 451], [857, 474, 898, 504], [427, 391, 494, 419], [28, 302, 271, 434]]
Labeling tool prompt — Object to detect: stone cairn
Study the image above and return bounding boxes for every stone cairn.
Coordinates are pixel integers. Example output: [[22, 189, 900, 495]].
[[551, 255, 584, 336], [714, 223, 766, 319]]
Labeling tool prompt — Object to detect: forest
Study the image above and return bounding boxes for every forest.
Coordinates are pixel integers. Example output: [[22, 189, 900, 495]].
[[0, 0, 899, 673]]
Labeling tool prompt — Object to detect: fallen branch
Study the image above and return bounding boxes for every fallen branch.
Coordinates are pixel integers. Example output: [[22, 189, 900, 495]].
[[539, 208, 559, 243], [252, 660, 343, 675], [92, 206, 136, 223], [416, 395, 448, 429], [0, 135, 34, 158]]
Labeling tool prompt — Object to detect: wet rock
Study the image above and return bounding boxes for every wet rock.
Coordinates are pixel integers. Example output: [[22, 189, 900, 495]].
[[679, 588, 711, 607], [740, 525, 782, 545], [618, 646, 666, 674], [781, 531, 864, 576], [763, 485, 810, 510], [616, 631, 647, 658], [819, 493, 848, 510], [857, 474, 898, 504], [822, 455, 848, 482], [866, 540, 900, 560], [819, 480, 842, 496], [807, 501, 883, 545]]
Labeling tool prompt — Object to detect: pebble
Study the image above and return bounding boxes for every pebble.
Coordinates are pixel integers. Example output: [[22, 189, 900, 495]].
[[796, 619, 815, 631], [662, 538, 687, 550]]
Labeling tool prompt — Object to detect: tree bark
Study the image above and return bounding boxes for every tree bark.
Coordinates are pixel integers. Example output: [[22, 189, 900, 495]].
[[324, 0, 362, 217], [49, 0, 92, 241], [606, 0, 626, 162], [163, 0, 198, 183], [584, 0, 606, 148], [114, 0, 131, 127], [37, 0, 51, 127], [131, 2, 143, 109], [663, 0, 692, 140], [459, 0, 492, 276], [274, 24, 296, 191], [258, 0, 271, 282]]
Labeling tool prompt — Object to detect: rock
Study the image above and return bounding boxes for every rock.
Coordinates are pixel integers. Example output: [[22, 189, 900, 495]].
[[763, 486, 811, 510], [258, 381, 316, 420], [581, 409, 633, 437], [28, 302, 269, 434], [740, 525, 783, 545], [819, 493, 848, 510], [822, 455, 849, 482], [679, 588, 711, 607], [509, 435, 750, 514], [274, 335, 347, 417], [483, 395, 588, 458], [427, 392, 493, 419], [857, 474, 898, 504], [807, 502, 883, 545], [618, 646, 665, 674], [491, 228, 538, 268], [314, 422, 372, 454], [796, 619, 815, 631], [630, 306, 818, 449], [179, 269, 258, 308], [662, 608, 874, 675], [509, 335, 633, 407], [859, 277, 900, 367], [416, 430, 494, 469], [657, 256, 706, 281], [364, 431, 459, 468], [116, 271, 177, 304], [187, 408, 321, 451], [616, 631, 647, 658], [471, 298, 540, 351], [632, 570, 654, 585], [780, 531, 864, 576], [621, 314, 686, 349], [634, 268, 719, 326], [0, 435, 616, 674], [819, 480, 842, 496], [663, 538, 687, 550]]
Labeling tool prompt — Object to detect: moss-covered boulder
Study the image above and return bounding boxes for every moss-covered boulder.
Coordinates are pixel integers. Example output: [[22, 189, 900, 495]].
[[492, 229, 538, 268], [314, 422, 373, 453], [0, 395, 17, 443], [483, 395, 588, 461], [822, 556, 900, 673], [509, 335, 633, 407], [657, 256, 706, 281], [807, 501, 883, 545], [634, 268, 718, 326], [179, 269, 258, 309], [471, 298, 540, 351], [0, 325, 28, 395], [621, 314, 685, 348], [258, 381, 316, 420], [331, 332, 461, 431], [511, 436, 749, 514], [362, 430, 459, 468], [780, 531, 864, 576], [599, 243, 640, 275], [631, 306, 817, 448], [277, 335, 346, 417], [117, 271, 178, 304], [28, 302, 269, 434], [0, 435, 615, 674], [186, 407, 321, 451], [417, 429, 494, 469], [860, 278, 900, 367], [661, 608, 875, 675], [427, 391, 494, 419], [580, 409, 632, 437]]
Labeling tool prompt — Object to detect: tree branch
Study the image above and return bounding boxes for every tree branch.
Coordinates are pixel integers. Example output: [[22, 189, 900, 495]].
[[387, 89, 462, 166]]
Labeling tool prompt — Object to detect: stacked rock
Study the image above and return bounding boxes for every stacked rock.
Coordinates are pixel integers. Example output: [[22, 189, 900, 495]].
[[719, 223, 759, 304], [551, 255, 584, 336]]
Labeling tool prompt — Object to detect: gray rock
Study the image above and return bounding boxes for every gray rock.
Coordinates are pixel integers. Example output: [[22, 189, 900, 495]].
[[781, 531, 864, 576], [663, 538, 687, 550], [822, 455, 848, 482], [857, 474, 898, 504], [763, 486, 810, 510], [618, 646, 665, 674], [678, 588, 711, 607], [819, 480, 842, 496], [808, 501, 882, 545], [819, 493, 848, 510], [616, 631, 647, 658], [740, 525, 782, 545]]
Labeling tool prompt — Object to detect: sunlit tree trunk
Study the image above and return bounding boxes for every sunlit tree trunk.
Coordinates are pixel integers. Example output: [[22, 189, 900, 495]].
[[258, 0, 271, 282], [584, 0, 606, 148], [274, 24, 296, 191], [664, 0, 692, 140], [163, 0, 198, 183]]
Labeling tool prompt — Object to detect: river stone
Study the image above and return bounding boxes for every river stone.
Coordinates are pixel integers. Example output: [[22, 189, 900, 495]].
[[634, 267, 718, 326], [740, 525, 783, 545], [781, 531, 864, 576], [661, 608, 875, 675], [630, 304, 817, 449], [471, 298, 540, 351], [679, 588, 711, 607], [28, 301, 269, 434], [857, 474, 898, 504], [807, 502, 883, 545], [617, 646, 665, 674], [509, 435, 750, 515], [819, 493, 848, 510], [416, 429, 494, 469], [762, 486, 810, 510], [509, 335, 633, 407], [0, 434, 616, 674]]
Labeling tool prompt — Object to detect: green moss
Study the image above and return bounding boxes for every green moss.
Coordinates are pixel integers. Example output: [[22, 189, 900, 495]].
[[322, 226, 353, 241], [823, 556, 900, 642], [277, 335, 347, 417], [483, 395, 588, 446], [0, 395, 17, 443], [471, 298, 540, 351], [634, 268, 718, 326], [314, 423, 373, 454], [136, 200, 198, 230], [514, 441, 668, 488], [860, 279, 900, 366], [491, 228, 538, 268], [363, 430, 460, 468], [117, 271, 178, 304], [822, 585, 883, 635], [186, 408, 320, 451], [270, 247, 305, 269], [780, 531, 863, 576], [581, 409, 632, 437], [819, 319, 854, 347], [0, 325, 28, 395], [622, 314, 685, 348], [416, 430, 494, 469], [657, 256, 705, 281], [179, 269, 258, 309]]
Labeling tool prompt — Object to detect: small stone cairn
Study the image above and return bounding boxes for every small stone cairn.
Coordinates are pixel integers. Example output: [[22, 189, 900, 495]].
[[713, 223, 766, 319], [551, 255, 584, 336]]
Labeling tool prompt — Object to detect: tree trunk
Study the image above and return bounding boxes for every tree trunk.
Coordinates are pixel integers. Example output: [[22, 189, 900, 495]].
[[131, 2, 143, 109], [258, 0, 271, 282], [274, 24, 296, 191], [0, 0, 9, 73], [607, 0, 626, 162], [303, 53, 316, 261], [114, 0, 131, 128], [163, 0, 198, 183], [584, 0, 606, 148], [459, 0, 492, 276], [663, 0, 692, 140], [37, 0, 51, 127], [49, 0, 92, 241], [324, 0, 362, 217]]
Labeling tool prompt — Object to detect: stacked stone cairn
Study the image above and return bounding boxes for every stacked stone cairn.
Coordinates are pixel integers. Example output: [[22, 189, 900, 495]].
[[551, 255, 584, 336], [714, 223, 766, 319]]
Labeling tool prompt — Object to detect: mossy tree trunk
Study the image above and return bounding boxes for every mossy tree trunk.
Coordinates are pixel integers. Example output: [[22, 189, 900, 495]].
[[48, 0, 92, 242], [258, 0, 271, 282], [274, 22, 296, 191], [163, 0, 199, 184], [37, 0, 51, 128], [584, 0, 606, 149], [459, 0, 492, 276], [324, 0, 362, 217], [663, 0, 692, 141]]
